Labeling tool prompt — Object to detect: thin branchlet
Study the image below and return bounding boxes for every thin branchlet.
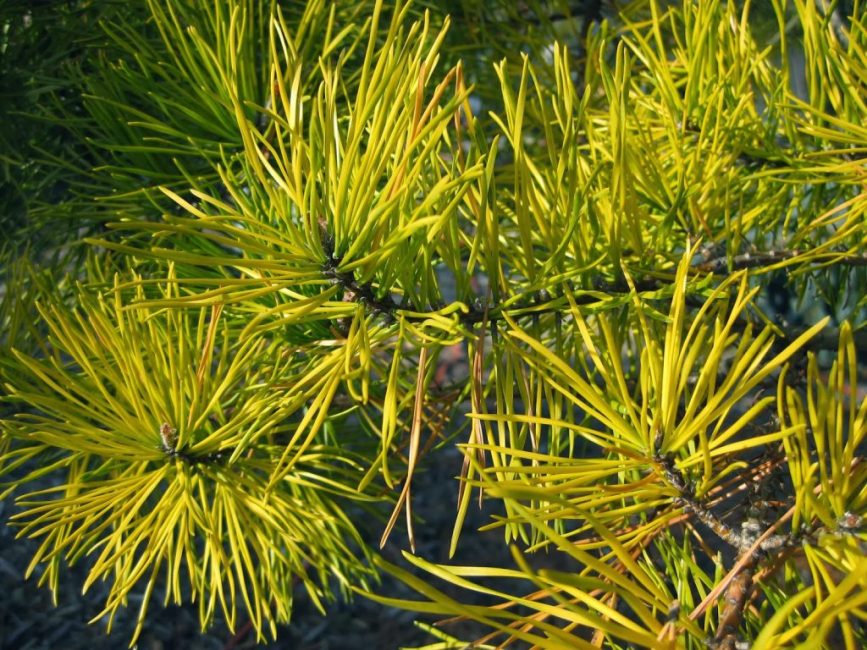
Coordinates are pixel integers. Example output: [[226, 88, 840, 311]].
[[319, 224, 862, 351]]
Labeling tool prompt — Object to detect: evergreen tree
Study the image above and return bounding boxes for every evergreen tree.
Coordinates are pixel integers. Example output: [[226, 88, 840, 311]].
[[2, 1, 866, 647]]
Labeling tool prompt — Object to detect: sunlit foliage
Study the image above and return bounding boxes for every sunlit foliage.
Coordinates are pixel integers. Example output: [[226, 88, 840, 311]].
[[2, 0, 866, 647]]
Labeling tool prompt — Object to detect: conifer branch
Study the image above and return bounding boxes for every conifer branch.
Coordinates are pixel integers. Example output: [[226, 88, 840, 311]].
[[318, 235, 862, 356], [655, 452, 745, 550], [696, 250, 867, 273], [5, 2, 867, 646]]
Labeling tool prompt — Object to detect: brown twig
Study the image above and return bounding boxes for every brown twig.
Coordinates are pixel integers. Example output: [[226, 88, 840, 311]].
[[690, 506, 795, 623], [222, 619, 254, 650], [654, 453, 752, 552], [695, 249, 867, 274]]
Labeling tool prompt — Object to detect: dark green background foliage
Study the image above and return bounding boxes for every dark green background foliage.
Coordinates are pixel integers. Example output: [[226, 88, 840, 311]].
[[2, 1, 866, 648]]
